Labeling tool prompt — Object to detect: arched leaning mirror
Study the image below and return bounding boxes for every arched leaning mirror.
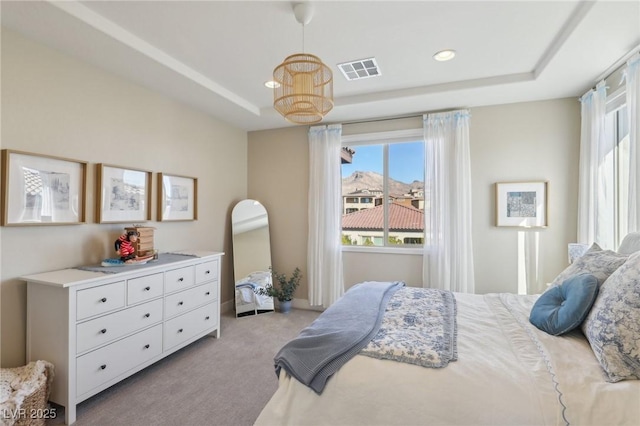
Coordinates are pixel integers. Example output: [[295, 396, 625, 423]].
[[231, 199, 274, 317]]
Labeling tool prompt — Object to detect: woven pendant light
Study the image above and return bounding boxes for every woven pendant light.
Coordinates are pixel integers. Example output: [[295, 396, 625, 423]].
[[273, 3, 333, 124]]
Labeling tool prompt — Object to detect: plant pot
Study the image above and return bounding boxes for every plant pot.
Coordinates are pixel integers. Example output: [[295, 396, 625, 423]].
[[278, 299, 292, 314]]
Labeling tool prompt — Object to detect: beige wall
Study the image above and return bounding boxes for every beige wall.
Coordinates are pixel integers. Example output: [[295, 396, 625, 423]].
[[248, 98, 580, 303], [470, 99, 580, 293], [247, 126, 309, 301], [0, 29, 248, 367]]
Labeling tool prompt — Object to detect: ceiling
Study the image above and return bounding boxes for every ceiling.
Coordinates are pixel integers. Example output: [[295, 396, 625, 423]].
[[2, 1, 639, 132]]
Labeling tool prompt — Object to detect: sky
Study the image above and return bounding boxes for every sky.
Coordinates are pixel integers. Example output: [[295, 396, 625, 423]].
[[342, 142, 425, 183]]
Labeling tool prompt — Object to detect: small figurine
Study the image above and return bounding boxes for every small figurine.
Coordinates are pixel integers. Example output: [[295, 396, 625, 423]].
[[115, 230, 139, 261], [101, 229, 156, 267]]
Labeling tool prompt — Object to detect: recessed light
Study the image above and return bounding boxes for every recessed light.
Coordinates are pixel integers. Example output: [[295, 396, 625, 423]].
[[433, 49, 456, 62], [264, 80, 280, 88]]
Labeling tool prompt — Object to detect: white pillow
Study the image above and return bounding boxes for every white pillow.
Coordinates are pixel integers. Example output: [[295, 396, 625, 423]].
[[617, 232, 640, 255]]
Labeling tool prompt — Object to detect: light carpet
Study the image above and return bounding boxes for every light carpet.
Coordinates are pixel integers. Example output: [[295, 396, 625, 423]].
[[47, 309, 320, 426]]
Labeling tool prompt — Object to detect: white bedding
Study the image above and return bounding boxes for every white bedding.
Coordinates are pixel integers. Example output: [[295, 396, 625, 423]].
[[235, 271, 275, 311], [255, 292, 640, 426]]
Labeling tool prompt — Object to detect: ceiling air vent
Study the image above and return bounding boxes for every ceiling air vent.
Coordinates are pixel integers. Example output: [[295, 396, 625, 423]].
[[338, 57, 381, 81]]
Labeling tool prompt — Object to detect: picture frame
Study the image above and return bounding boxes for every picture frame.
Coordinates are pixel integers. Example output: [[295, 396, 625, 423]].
[[495, 181, 548, 228], [96, 163, 152, 223], [1, 149, 87, 226], [158, 173, 198, 221]]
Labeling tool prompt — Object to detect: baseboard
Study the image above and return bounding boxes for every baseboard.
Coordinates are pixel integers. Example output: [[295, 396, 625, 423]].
[[221, 299, 234, 314], [223, 297, 325, 315], [291, 298, 325, 312]]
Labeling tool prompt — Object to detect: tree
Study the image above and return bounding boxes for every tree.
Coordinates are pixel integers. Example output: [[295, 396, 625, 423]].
[[388, 236, 403, 245]]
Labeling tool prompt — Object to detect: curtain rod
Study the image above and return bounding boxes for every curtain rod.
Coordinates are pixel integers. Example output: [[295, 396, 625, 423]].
[[335, 113, 422, 127], [334, 107, 466, 127], [595, 44, 640, 83]]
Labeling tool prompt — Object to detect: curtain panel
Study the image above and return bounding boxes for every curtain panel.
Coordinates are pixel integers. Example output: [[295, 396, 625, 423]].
[[423, 110, 475, 293], [307, 124, 345, 308], [626, 53, 640, 233], [577, 81, 608, 244]]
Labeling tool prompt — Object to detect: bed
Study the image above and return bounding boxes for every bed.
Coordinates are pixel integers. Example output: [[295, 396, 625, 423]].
[[235, 270, 275, 317], [255, 234, 640, 425]]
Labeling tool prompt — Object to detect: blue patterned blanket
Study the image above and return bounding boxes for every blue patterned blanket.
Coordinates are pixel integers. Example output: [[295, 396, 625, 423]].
[[360, 287, 458, 368]]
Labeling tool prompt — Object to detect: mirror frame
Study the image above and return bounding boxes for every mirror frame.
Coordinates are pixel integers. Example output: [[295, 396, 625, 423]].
[[231, 199, 274, 317]]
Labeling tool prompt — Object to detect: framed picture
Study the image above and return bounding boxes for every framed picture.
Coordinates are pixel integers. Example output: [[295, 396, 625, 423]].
[[158, 173, 198, 221], [96, 164, 152, 223], [495, 181, 548, 228], [1, 149, 87, 226]]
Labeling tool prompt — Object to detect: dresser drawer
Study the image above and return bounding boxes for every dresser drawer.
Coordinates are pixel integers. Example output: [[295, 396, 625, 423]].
[[77, 281, 126, 320], [163, 303, 218, 351], [127, 273, 163, 305], [164, 282, 216, 319], [76, 324, 162, 397], [165, 266, 195, 294], [195, 260, 218, 284], [76, 299, 163, 354]]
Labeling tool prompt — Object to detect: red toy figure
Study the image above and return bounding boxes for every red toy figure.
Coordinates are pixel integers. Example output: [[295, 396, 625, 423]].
[[115, 230, 138, 261]]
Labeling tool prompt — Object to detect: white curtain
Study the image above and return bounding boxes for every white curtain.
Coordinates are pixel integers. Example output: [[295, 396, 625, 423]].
[[423, 110, 475, 293], [626, 53, 640, 232], [577, 81, 608, 244], [307, 124, 344, 308], [517, 231, 543, 295]]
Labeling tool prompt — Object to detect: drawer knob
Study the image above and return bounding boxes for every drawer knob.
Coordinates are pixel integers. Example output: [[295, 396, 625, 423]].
[[144, 286, 151, 291], [205, 291, 210, 296], [100, 297, 107, 303], [100, 364, 107, 370], [178, 328, 184, 333], [100, 328, 107, 334], [144, 344, 150, 349], [178, 301, 184, 306], [144, 313, 151, 318], [205, 270, 211, 274], [178, 277, 184, 282], [205, 316, 210, 320]]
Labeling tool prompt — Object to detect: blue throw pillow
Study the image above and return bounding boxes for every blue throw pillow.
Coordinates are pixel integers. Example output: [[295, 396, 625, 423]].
[[529, 274, 599, 336]]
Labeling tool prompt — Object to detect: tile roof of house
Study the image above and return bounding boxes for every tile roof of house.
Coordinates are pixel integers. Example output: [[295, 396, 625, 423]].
[[342, 203, 424, 231]]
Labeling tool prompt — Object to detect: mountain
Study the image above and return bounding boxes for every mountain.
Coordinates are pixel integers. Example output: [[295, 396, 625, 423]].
[[342, 171, 424, 196]]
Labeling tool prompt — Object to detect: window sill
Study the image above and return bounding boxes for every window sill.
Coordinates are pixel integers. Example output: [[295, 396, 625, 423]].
[[341, 245, 423, 255]]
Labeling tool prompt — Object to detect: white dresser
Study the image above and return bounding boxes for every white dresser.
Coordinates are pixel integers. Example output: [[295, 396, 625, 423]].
[[22, 251, 223, 425]]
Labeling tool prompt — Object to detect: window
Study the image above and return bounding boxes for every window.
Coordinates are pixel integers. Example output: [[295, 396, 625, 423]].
[[341, 129, 425, 248], [600, 104, 629, 249], [404, 237, 424, 244]]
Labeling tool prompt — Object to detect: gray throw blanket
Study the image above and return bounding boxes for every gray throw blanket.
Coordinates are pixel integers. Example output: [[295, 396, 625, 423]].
[[274, 281, 404, 394], [74, 253, 196, 274]]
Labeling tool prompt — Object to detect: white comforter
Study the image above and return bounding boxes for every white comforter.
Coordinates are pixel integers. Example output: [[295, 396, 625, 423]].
[[255, 292, 640, 426], [235, 271, 274, 309]]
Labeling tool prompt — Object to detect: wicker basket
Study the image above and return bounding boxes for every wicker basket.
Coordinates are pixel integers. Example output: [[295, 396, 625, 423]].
[[0, 361, 54, 426]]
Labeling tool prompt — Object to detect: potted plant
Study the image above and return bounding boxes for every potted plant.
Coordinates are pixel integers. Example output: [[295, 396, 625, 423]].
[[255, 267, 301, 313]]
